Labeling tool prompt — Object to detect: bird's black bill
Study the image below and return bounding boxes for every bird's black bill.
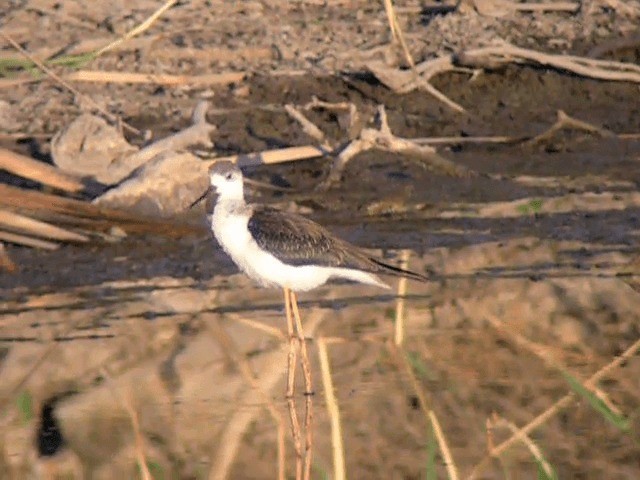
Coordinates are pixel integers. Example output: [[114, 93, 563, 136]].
[[189, 186, 212, 209]]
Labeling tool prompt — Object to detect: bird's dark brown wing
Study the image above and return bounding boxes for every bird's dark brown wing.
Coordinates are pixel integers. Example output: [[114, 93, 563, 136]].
[[247, 206, 372, 268], [247, 206, 431, 282]]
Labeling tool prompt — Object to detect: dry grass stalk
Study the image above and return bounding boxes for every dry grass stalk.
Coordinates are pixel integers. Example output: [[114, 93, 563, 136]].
[[0, 147, 85, 193], [0, 209, 88, 243], [379, 0, 467, 112], [394, 250, 410, 346], [467, 334, 640, 479], [289, 290, 314, 480], [206, 316, 286, 480], [234, 317, 287, 341], [488, 413, 555, 478], [101, 368, 152, 480], [0, 32, 139, 135], [0, 230, 58, 250], [317, 337, 346, 480], [284, 289, 303, 480], [65, 70, 246, 86], [390, 346, 459, 480], [93, 0, 178, 58], [0, 184, 201, 238]]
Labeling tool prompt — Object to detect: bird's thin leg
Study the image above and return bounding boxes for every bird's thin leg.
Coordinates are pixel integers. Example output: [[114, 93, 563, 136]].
[[290, 290, 313, 480], [284, 287, 302, 480]]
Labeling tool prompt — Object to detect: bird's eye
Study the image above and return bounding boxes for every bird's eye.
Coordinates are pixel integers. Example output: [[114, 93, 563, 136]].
[[225, 173, 232, 180]]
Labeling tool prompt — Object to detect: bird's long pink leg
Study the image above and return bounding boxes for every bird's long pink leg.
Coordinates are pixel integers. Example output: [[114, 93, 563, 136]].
[[290, 290, 313, 480], [284, 287, 302, 480]]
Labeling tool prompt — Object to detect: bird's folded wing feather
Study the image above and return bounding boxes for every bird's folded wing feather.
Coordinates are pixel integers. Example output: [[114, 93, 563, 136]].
[[247, 207, 374, 269]]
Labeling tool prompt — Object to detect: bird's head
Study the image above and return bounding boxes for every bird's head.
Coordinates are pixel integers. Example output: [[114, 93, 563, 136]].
[[189, 161, 244, 209], [208, 160, 244, 201]]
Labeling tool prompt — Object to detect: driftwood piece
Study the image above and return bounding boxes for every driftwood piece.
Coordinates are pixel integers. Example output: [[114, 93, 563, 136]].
[[320, 105, 473, 189], [51, 114, 139, 185], [525, 110, 617, 146], [369, 41, 640, 96], [117, 101, 215, 179]]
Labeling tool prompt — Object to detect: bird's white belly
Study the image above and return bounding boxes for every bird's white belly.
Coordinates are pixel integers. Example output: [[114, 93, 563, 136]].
[[211, 210, 332, 291]]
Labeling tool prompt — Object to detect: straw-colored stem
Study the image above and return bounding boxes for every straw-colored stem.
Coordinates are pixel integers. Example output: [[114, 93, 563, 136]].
[[394, 347, 459, 480], [394, 250, 410, 346], [290, 291, 313, 480], [318, 337, 346, 480], [284, 288, 303, 480], [101, 369, 151, 480]]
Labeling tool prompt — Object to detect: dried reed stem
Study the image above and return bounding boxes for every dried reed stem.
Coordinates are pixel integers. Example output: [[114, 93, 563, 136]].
[[489, 414, 555, 479], [284, 288, 303, 480], [0, 147, 84, 193], [317, 337, 346, 480], [101, 368, 151, 480], [394, 250, 410, 346], [290, 291, 313, 480], [393, 347, 459, 480], [94, 0, 178, 58]]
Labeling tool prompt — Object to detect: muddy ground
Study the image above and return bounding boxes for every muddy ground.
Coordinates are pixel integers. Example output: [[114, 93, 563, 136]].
[[2, 1, 640, 479]]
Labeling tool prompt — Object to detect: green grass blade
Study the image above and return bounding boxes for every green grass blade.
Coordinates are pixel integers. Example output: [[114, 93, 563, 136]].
[[16, 390, 33, 425], [560, 370, 630, 432], [536, 458, 558, 480], [425, 425, 437, 480]]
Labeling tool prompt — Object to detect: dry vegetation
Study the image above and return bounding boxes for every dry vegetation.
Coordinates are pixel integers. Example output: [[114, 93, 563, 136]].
[[2, 0, 640, 479]]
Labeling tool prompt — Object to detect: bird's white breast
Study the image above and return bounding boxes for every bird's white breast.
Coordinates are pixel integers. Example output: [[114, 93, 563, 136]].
[[211, 202, 336, 291]]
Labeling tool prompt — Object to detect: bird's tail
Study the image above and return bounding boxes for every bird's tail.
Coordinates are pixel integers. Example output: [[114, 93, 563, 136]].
[[369, 258, 431, 283]]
